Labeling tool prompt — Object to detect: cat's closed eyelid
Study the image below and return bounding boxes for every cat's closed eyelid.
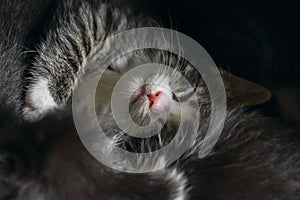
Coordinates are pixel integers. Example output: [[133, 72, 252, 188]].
[[107, 65, 122, 74], [173, 88, 196, 102]]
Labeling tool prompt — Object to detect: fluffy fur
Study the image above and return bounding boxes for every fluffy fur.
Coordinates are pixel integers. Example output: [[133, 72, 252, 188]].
[[1, 1, 300, 200], [23, 0, 152, 121], [1, 103, 300, 199]]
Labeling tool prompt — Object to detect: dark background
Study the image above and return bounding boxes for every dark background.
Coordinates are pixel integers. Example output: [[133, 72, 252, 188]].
[[142, 0, 300, 123]]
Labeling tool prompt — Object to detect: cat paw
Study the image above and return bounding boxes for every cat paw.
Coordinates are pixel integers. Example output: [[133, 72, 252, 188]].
[[22, 78, 58, 122]]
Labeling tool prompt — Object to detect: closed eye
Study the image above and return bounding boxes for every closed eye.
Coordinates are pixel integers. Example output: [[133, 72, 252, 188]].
[[107, 65, 119, 73], [173, 88, 196, 102], [172, 93, 179, 102]]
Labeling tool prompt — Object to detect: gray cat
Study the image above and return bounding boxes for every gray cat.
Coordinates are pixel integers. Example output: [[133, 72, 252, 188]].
[[1, 0, 300, 200]]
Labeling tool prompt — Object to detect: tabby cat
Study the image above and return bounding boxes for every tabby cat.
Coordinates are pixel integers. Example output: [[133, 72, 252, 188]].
[[1, 0, 300, 200]]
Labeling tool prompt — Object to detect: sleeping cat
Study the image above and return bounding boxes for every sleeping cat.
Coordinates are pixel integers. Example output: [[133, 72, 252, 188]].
[[1, 0, 300, 200], [1, 50, 300, 199]]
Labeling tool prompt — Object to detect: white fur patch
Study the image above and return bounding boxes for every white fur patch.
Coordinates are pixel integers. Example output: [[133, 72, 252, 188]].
[[23, 78, 57, 122], [166, 169, 189, 200]]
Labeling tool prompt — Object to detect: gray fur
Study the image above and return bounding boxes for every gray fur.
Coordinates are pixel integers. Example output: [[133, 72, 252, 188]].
[[1, 1, 300, 200], [0, 0, 52, 115], [23, 0, 151, 121]]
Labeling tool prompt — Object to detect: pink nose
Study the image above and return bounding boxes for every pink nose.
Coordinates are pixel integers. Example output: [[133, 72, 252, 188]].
[[146, 91, 171, 112], [147, 92, 162, 108]]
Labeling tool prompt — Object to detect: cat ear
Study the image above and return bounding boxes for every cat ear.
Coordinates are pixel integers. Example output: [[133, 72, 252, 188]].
[[220, 69, 272, 106]]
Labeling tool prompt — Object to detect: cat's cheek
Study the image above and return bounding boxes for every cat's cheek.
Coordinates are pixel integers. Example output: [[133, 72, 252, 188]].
[[22, 78, 58, 122]]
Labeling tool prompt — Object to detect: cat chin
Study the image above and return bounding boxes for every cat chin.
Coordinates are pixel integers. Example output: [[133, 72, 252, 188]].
[[22, 78, 58, 122]]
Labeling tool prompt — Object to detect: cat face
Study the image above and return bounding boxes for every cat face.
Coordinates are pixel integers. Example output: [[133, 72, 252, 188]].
[[97, 53, 202, 151]]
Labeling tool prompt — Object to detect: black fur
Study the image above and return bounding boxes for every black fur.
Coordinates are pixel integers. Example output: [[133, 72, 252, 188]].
[[1, 1, 300, 200]]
